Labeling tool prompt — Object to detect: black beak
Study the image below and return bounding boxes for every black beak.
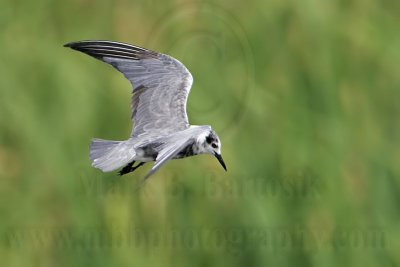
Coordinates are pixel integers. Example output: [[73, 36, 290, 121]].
[[214, 152, 227, 171]]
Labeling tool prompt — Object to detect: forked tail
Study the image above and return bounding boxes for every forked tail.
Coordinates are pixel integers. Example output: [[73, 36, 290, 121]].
[[90, 138, 135, 172]]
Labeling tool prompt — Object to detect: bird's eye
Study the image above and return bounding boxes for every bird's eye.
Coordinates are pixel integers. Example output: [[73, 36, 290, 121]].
[[211, 143, 218, 148]]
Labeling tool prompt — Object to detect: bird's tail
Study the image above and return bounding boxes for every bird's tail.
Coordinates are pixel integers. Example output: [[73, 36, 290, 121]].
[[90, 138, 135, 172]]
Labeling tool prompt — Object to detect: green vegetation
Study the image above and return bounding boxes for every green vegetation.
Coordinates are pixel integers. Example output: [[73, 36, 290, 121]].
[[0, 0, 399, 266]]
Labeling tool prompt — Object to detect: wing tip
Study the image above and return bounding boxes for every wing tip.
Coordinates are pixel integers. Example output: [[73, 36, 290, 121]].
[[63, 41, 81, 50], [63, 40, 161, 60], [63, 40, 99, 50]]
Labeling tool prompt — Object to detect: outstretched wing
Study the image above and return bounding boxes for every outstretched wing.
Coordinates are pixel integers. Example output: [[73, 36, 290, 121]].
[[64, 40, 193, 138], [141, 137, 194, 182], [139, 125, 211, 182]]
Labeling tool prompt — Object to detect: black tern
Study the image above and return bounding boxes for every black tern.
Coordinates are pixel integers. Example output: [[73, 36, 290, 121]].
[[64, 40, 226, 181]]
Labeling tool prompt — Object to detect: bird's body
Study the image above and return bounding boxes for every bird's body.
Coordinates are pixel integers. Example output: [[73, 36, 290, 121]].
[[65, 40, 226, 181]]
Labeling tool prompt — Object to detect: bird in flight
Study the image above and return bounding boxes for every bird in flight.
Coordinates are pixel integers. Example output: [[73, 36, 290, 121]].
[[64, 40, 226, 182]]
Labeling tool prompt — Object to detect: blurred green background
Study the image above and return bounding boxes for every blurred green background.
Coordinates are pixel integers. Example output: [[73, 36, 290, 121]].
[[1, 0, 399, 266]]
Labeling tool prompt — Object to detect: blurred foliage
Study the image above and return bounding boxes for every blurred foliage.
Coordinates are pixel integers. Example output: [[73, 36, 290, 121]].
[[0, 0, 399, 266]]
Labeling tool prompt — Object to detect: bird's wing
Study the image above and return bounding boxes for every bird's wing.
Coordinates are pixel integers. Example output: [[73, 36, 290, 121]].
[[64, 40, 193, 138], [139, 137, 194, 184], [140, 126, 211, 181]]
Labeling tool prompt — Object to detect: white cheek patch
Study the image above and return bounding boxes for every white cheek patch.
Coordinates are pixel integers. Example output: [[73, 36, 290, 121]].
[[196, 131, 209, 143]]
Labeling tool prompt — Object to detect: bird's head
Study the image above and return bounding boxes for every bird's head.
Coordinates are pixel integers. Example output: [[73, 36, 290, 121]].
[[197, 128, 227, 171]]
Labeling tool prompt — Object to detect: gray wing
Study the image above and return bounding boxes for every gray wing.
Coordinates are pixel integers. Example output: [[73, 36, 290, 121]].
[[64, 40, 193, 138], [137, 126, 210, 185], [140, 137, 194, 183]]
